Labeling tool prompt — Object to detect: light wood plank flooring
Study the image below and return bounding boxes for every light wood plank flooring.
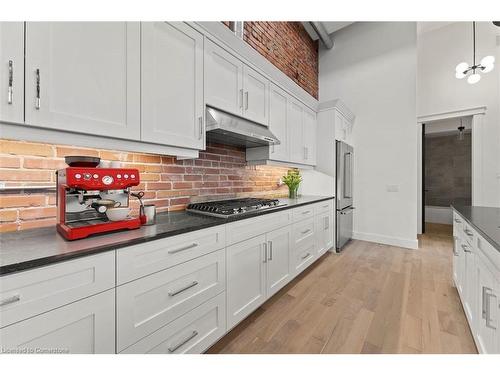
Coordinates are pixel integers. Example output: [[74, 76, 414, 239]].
[[207, 223, 477, 354]]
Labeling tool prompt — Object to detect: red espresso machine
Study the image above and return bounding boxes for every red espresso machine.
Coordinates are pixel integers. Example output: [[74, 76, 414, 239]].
[[56, 156, 144, 240]]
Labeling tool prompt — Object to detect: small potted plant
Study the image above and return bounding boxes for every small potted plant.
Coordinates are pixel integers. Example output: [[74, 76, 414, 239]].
[[282, 169, 302, 199]]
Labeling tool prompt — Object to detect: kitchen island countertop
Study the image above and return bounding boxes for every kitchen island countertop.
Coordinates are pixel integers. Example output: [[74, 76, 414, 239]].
[[452, 204, 500, 253], [0, 195, 333, 275]]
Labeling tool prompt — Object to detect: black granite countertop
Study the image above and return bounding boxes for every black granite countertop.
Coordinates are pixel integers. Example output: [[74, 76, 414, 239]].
[[452, 205, 500, 252], [0, 195, 333, 276]]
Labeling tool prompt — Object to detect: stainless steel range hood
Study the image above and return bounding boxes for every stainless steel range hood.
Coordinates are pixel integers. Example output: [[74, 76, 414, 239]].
[[205, 106, 280, 148]]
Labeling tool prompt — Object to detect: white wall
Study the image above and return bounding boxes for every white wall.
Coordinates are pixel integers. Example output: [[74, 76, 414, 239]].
[[418, 22, 500, 207], [319, 22, 418, 249]]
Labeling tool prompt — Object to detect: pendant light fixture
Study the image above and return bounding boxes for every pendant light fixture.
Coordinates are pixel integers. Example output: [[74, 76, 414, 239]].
[[455, 22, 495, 84], [457, 119, 465, 141]]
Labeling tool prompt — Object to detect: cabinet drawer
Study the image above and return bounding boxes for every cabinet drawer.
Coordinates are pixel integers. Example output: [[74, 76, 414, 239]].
[[116, 225, 225, 284], [477, 236, 500, 274], [292, 205, 315, 222], [293, 218, 315, 246], [292, 241, 316, 276], [120, 293, 226, 354], [461, 221, 476, 246], [116, 249, 226, 351], [0, 251, 115, 328], [226, 210, 292, 246], [313, 199, 333, 215], [0, 289, 115, 354]]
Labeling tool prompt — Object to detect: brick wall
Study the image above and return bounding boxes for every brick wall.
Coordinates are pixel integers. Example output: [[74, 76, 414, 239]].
[[223, 22, 318, 99], [0, 140, 290, 232]]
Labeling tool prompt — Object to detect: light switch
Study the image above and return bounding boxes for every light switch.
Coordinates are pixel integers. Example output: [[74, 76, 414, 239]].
[[386, 185, 399, 192]]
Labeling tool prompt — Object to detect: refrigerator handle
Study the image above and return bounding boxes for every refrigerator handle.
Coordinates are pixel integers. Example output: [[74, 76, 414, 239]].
[[343, 152, 353, 199]]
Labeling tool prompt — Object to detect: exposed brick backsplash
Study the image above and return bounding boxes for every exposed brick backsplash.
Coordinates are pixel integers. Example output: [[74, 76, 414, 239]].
[[0, 140, 290, 232], [223, 22, 318, 99]]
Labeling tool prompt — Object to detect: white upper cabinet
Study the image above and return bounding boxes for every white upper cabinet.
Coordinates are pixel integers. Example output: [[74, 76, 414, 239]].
[[0, 22, 24, 124], [268, 84, 289, 161], [242, 65, 269, 126], [204, 39, 243, 116], [24, 22, 141, 140], [288, 98, 304, 164], [303, 106, 317, 165], [141, 22, 204, 150]]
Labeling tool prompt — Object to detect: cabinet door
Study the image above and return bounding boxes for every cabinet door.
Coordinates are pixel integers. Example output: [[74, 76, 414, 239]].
[[463, 242, 476, 327], [268, 84, 289, 161], [303, 107, 317, 165], [226, 235, 267, 329], [266, 226, 292, 298], [0, 22, 24, 123], [242, 65, 269, 125], [334, 110, 346, 141], [455, 236, 466, 296], [452, 235, 460, 287], [476, 257, 499, 354], [288, 98, 304, 163], [141, 22, 204, 149], [24, 22, 140, 140], [0, 290, 115, 354], [204, 39, 243, 116], [315, 212, 333, 257]]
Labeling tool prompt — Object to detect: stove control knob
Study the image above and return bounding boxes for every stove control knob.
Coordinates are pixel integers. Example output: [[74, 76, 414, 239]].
[[93, 174, 99, 179], [83, 173, 92, 180], [124, 174, 129, 179], [117, 174, 122, 179], [131, 174, 135, 179], [75, 173, 82, 179], [102, 175, 114, 185]]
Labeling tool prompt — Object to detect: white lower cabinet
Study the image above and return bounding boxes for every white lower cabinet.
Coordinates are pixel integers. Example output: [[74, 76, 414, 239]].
[[453, 209, 500, 354], [266, 226, 293, 298], [226, 235, 268, 329], [0, 289, 115, 354], [315, 211, 334, 257], [292, 218, 316, 276], [120, 293, 226, 354], [116, 249, 226, 351]]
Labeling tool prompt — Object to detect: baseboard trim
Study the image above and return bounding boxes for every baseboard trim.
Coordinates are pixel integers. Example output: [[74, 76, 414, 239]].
[[353, 231, 419, 250]]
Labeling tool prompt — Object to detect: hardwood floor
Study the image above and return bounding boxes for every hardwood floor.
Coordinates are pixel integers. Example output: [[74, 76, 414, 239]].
[[207, 223, 477, 354]]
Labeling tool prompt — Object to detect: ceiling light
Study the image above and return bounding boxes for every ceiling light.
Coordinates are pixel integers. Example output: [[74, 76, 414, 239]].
[[455, 22, 495, 84]]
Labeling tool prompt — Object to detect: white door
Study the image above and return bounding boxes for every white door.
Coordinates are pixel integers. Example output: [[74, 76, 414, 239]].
[[266, 226, 292, 298], [242, 65, 269, 126], [288, 98, 304, 164], [268, 84, 289, 161], [204, 39, 243, 116], [303, 107, 317, 165], [141, 22, 204, 149], [315, 212, 333, 257], [0, 22, 24, 123], [24, 22, 141, 140], [476, 257, 499, 354], [0, 290, 115, 354], [226, 235, 267, 329]]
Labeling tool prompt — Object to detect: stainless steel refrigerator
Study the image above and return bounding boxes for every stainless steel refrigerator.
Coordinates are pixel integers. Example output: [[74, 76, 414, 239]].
[[335, 140, 354, 251]]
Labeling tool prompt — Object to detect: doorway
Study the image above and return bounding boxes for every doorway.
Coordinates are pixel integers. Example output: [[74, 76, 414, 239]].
[[421, 117, 472, 233]]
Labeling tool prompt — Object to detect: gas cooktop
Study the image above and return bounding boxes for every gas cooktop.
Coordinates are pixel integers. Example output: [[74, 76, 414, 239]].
[[187, 198, 285, 218]]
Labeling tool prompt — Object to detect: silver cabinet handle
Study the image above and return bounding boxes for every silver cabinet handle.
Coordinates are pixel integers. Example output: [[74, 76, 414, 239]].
[[168, 330, 198, 353], [168, 242, 198, 254], [239, 89, 243, 109], [484, 287, 497, 329], [7, 60, 13, 104], [302, 210, 311, 215], [482, 286, 488, 319], [268, 241, 273, 261], [263, 242, 267, 263], [303, 146, 307, 160], [301, 252, 310, 260], [464, 228, 473, 237], [198, 116, 203, 140], [244, 91, 249, 110], [324, 216, 329, 230], [35, 68, 41, 109], [454, 218, 461, 223], [0, 294, 20, 307], [301, 228, 311, 235], [461, 244, 472, 253], [168, 281, 199, 297], [452, 237, 459, 256]]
